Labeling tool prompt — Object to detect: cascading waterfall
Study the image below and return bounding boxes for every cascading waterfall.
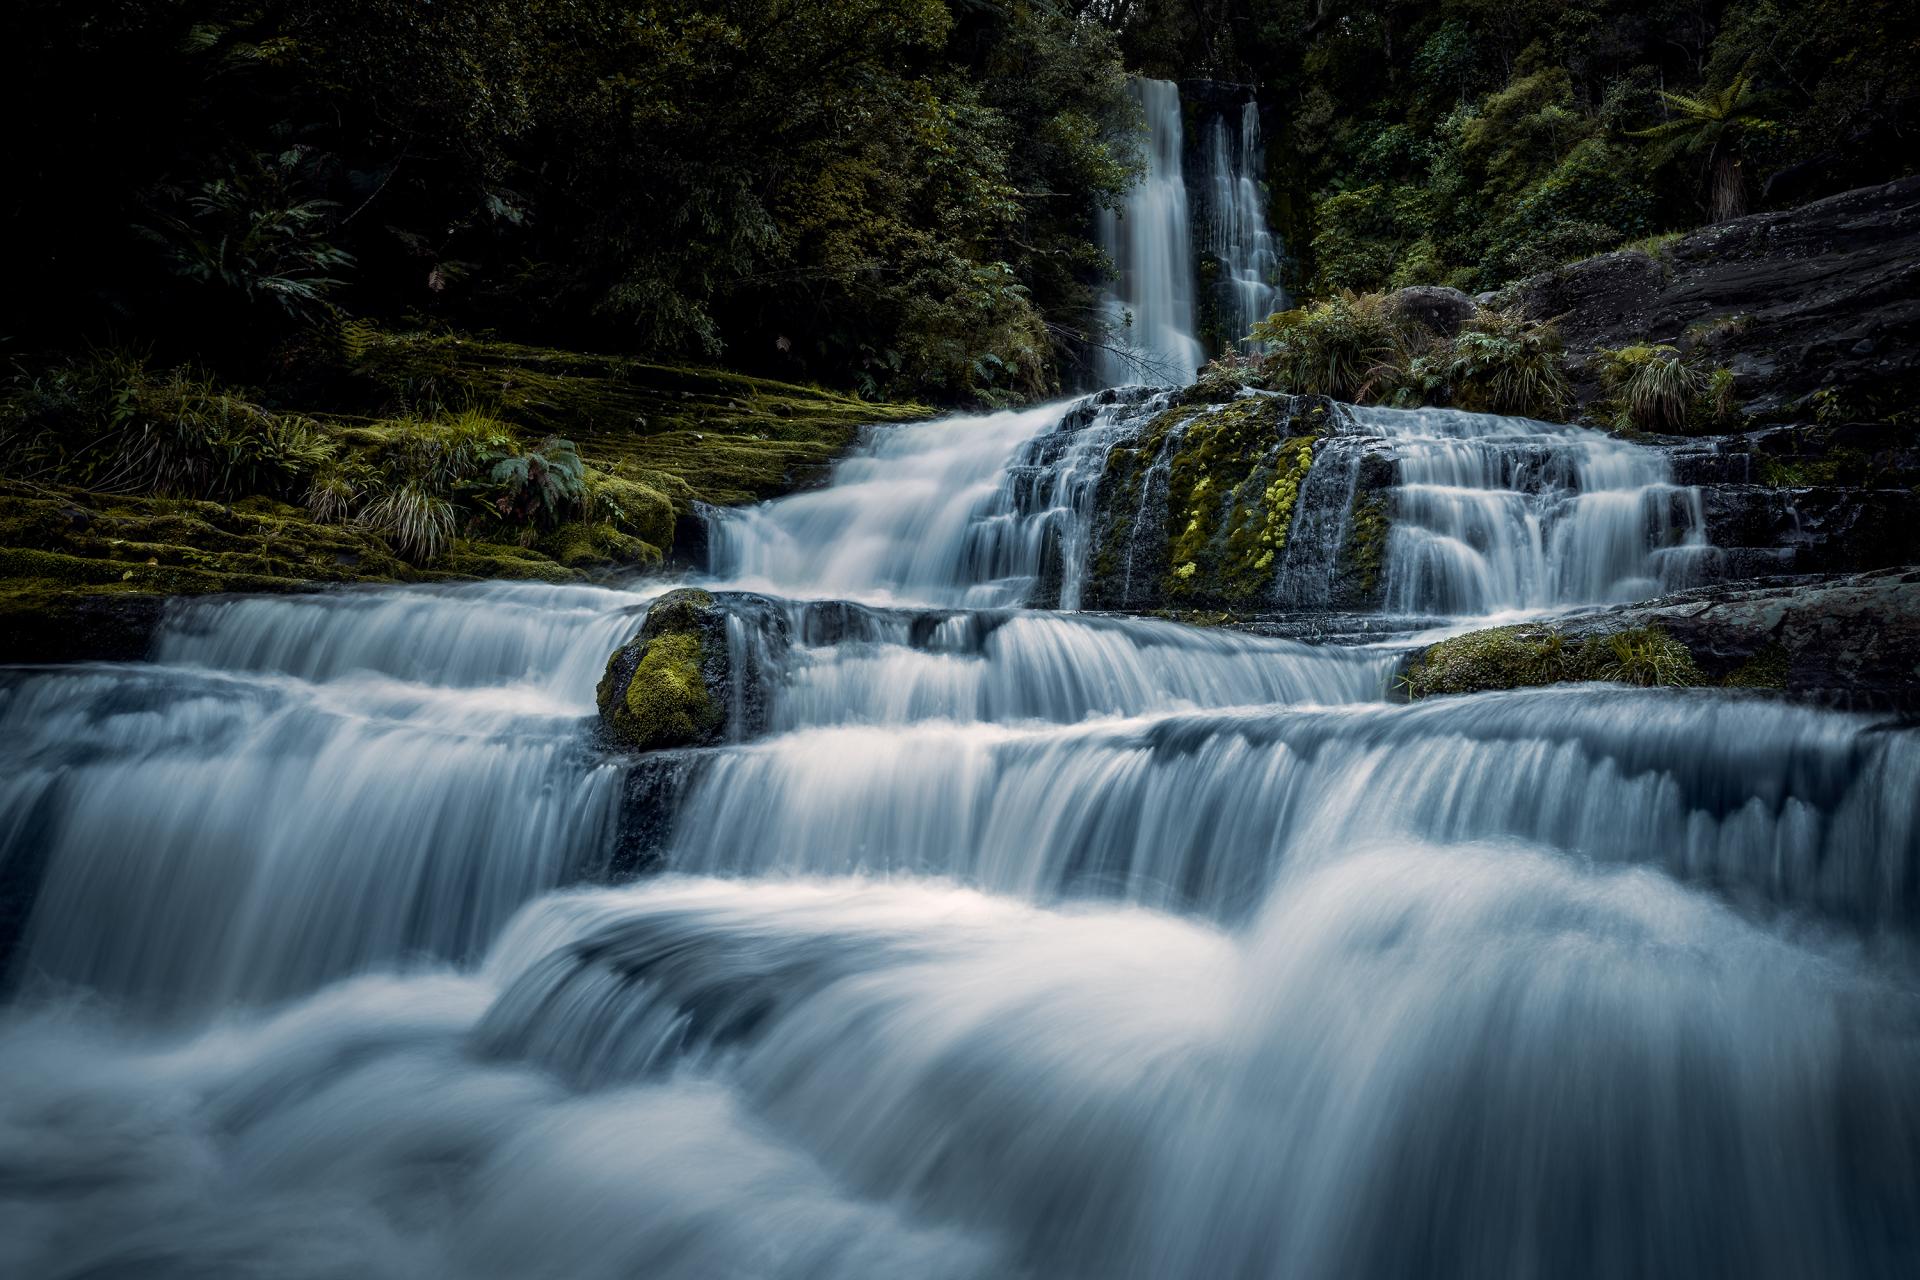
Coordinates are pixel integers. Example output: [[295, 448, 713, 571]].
[[3, 391, 1915, 1278], [1350, 404, 1717, 614], [1096, 79, 1204, 387], [1203, 99, 1282, 348], [0, 583, 640, 1019]]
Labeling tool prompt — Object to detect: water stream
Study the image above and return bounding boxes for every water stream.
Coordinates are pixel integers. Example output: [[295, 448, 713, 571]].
[[1096, 78, 1204, 386], [2, 394, 1915, 1277]]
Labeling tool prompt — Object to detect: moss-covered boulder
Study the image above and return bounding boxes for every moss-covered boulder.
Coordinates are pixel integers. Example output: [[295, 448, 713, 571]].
[[1083, 393, 1336, 612], [1399, 624, 1702, 700], [595, 588, 792, 752], [596, 589, 730, 752]]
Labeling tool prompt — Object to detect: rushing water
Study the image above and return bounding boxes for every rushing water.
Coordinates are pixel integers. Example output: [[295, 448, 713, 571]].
[[3, 394, 1916, 1278], [1096, 78, 1203, 386], [1202, 98, 1282, 349], [1352, 404, 1717, 613]]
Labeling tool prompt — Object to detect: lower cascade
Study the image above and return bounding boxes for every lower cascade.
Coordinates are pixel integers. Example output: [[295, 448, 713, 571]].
[[3, 393, 1917, 1278]]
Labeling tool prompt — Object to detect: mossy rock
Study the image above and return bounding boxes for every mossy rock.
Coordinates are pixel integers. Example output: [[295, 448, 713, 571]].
[[1083, 393, 1336, 612], [595, 588, 730, 752], [1399, 623, 1703, 699]]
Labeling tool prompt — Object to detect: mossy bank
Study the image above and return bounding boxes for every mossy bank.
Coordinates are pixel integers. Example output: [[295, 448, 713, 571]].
[[0, 334, 929, 661]]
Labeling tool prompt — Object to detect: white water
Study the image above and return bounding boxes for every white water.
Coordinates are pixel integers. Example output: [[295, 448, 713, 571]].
[[1097, 79, 1204, 386], [1203, 99, 1282, 347], [3, 395, 1916, 1277], [1351, 404, 1716, 614]]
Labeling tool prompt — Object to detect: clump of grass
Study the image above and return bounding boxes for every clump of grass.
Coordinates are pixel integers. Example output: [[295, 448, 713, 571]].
[[1598, 344, 1704, 431], [1618, 231, 1684, 258], [1252, 291, 1415, 402], [1592, 628, 1702, 687], [358, 479, 457, 563]]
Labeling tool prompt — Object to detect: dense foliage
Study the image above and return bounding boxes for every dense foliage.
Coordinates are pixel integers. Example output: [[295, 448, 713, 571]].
[[1093, 0, 1918, 294], [3, 0, 1140, 404], [1246, 294, 1571, 420], [2, 1, 1910, 409]]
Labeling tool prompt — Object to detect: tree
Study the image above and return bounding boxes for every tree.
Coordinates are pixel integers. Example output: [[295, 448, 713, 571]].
[[1631, 74, 1775, 222]]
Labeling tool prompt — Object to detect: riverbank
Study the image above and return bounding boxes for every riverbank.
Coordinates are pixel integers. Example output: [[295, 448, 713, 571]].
[[0, 332, 929, 661]]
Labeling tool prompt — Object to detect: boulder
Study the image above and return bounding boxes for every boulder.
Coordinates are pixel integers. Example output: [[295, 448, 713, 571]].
[[1400, 570, 1920, 709], [595, 588, 789, 752], [1386, 286, 1478, 339]]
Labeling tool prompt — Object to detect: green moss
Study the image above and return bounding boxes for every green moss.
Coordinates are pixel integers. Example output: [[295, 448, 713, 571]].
[[1148, 397, 1320, 608], [614, 631, 719, 751], [1401, 624, 1702, 699], [1722, 643, 1791, 690], [440, 540, 578, 583], [1343, 495, 1391, 599], [598, 588, 727, 751], [538, 520, 660, 569]]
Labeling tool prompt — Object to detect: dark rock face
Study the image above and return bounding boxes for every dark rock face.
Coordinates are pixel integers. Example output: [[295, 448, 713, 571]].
[[1513, 176, 1920, 418], [1387, 286, 1477, 339], [1560, 569, 1920, 708], [0, 592, 168, 664]]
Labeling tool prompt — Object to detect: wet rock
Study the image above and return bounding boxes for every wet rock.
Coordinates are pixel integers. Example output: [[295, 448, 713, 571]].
[[0, 591, 169, 664], [595, 589, 788, 752], [1513, 176, 1920, 418], [1567, 568, 1920, 709]]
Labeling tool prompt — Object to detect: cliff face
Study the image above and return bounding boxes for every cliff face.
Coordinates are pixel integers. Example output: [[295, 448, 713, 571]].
[[1512, 176, 1920, 422]]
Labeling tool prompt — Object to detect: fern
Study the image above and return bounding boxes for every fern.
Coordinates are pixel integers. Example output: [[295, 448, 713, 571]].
[[489, 436, 588, 527]]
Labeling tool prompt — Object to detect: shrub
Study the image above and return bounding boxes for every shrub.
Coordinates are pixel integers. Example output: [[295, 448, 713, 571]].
[[1598, 344, 1704, 431], [1430, 309, 1569, 418], [489, 436, 587, 527], [1252, 292, 1415, 402]]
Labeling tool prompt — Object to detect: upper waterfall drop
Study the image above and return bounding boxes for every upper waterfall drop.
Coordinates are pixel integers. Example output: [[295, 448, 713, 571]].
[[1202, 99, 1282, 349], [1097, 79, 1204, 387]]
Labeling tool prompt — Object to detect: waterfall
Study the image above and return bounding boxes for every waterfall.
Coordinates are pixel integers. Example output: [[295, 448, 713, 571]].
[[1350, 404, 1717, 615], [707, 392, 1160, 609], [1097, 79, 1203, 386], [660, 688, 1918, 926], [1203, 99, 1282, 347], [0, 583, 639, 1019], [3, 388, 1915, 1276]]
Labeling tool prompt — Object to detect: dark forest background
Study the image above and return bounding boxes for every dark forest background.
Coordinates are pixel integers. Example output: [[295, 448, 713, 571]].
[[5, 0, 1915, 404]]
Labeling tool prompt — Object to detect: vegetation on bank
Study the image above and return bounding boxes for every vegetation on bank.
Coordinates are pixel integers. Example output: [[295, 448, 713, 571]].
[[1243, 294, 1572, 420], [1207, 287, 1746, 432], [0, 333, 929, 629]]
